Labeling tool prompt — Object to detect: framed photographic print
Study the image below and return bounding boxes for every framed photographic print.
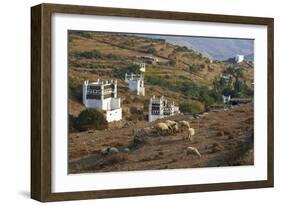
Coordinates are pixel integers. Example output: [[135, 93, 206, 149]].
[[31, 3, 274, 202]]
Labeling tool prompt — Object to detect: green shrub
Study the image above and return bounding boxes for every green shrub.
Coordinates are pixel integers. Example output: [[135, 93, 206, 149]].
[[143, 99, 150, 112], [179, 101, 205, 114], [199, 93, 215, 108], [70, 50, 102, 59], [175, 46, 190, 52], [169, 59, 177, 66], [68, 77, 82, 101], [75, 109, 108, 131], [188, 64, 202, 73], [77, 31, 91, 38], [113, 64, 141, 79], [147, 47, 157, 54]]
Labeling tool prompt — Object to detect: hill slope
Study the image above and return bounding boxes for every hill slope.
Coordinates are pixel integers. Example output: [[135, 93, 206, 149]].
[[69, 103, 254, 173], [68, 31, 254, 119]]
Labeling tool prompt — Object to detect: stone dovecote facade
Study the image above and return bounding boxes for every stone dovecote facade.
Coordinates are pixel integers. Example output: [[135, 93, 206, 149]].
[[148, 96, 180, 122], [83, 79, 122, 122], [125, 73, 145, 96]]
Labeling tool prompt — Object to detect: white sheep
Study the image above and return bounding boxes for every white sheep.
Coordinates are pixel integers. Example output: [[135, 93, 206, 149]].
[[183, 127, 195, 142], [165, 120, 177, 127], [186, 146, 201, 158], [178, 120, 190, 132], [165, 120, 178, 134], [155, 122, 170, 136]]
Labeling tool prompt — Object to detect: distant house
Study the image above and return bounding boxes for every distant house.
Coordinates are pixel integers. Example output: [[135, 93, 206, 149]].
[[139, 62, 146, 72], [136, 55, 158, 63], [149, 96, 180, 122], [235, 55, 244, 63], [222, 95, 231, 104], [125, 73, 145, 96], [83, 79, 122, 122]]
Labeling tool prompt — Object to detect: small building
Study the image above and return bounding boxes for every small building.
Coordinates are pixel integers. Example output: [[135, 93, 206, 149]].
[[125, 73, 145, 96], [148, 96, 180, 122], [222, 95, 231, 104], [136, 55, 158, 63], [139, 62, 146, 72], [83, 79, 122, 122], [235, 55, 244, 63]]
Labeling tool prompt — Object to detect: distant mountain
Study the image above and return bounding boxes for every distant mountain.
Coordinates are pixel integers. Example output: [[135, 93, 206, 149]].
[[139, 34, 254, 61]]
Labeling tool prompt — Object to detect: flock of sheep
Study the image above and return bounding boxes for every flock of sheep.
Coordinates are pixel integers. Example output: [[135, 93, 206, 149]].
[[134, 119, 195, 142], [132, 119, 202, 158], [100, 119, 201, 159]]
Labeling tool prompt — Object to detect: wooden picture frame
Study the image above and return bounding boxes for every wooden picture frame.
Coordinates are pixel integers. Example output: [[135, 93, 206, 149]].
[[31, 3, 274, 202]]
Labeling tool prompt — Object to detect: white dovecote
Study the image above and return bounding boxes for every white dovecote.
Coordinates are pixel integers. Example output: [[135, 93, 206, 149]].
[[82, 79, 122, 122], [125, 73, 145, 96], [148, 96, 180, 122]]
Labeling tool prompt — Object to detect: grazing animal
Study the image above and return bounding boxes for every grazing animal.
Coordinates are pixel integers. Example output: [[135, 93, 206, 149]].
[[155, 122, 170, 136], [165, 120, 178, 134], [165, 120, 177, 127], [172, 123, 179, 133], [178, 120, 190, 132], [183, 127, 195, 142], [186, 146, 201, 158]]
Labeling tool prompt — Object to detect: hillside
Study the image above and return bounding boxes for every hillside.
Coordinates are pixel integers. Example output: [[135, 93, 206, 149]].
[[68, 31, 254, 119], [69, 103, 254, 173]]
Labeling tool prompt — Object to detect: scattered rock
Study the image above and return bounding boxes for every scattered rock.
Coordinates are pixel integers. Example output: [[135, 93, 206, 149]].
[[101, 147, 119, 155], [122, 123, 130, 128], [101, 147, 109, 155], [109, 147, 119, 154], [123, 148, 130, 153]]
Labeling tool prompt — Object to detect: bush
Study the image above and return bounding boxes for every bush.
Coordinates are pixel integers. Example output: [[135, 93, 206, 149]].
[[68, 77, 82, 101], [69, 77, 80, 91], [175, 46, 190, 52], [199, 93, 215, 108], [70, 50, 102, 59], [143, 99, 150, 112], [73, 31, 91, 38], [179, 101, 205, 114], [188, 64, 203, 73], [75, 109, 108, 131], [169, 59, 177, 66], [147, 47, 157, 54], [113, 64, 141, 79]]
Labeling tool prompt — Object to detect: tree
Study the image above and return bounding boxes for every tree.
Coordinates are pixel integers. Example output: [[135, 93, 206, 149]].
[[234, 78, 243, 93], [199, 93, 215, 108], [235, 68, 244, 78], [75, 109, 108, 131]]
